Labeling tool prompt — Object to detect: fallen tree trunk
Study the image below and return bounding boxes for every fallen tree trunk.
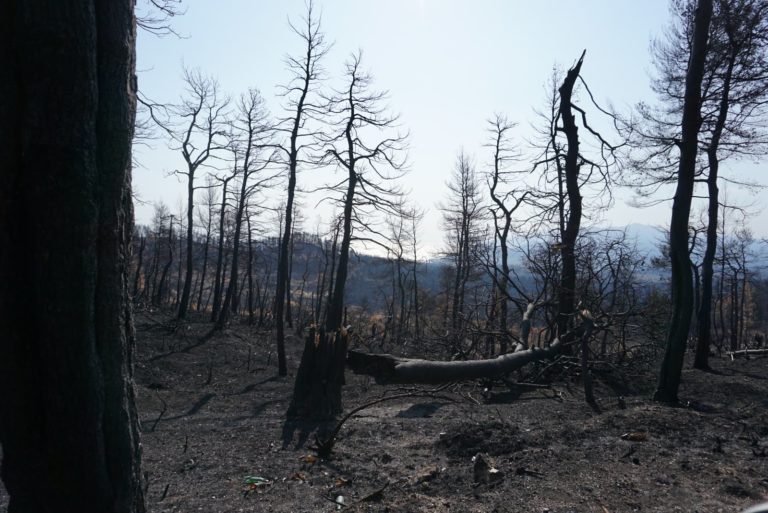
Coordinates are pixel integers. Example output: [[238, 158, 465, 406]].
[[728, 348, 768, 360], [348, 338, 564, 384]]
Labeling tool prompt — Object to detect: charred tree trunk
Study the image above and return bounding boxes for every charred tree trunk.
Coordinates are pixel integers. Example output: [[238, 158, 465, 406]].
[[412, 256, 421, 340], [218, 164, 251, 329], [324, 222, 341, 325], [154, 218, 174, 307], [210, 177, 231, 322], [556, 51, 585, 339], [178, 174, 195, 319], [655, 0, 713, 403], [133, 233, 146, 299], [274, 185, 295, 377], [325, 174, 356, 332], [196, 212, 213, 312], [730, 273, 739, 351], [0, 2, 145, 511], [694, 53, 734, 370], [286, 327, 349, 419], [285, 233, 295, 328], [246, 213, 255, 325], [148, 236, 160, 302], [175, 218, 184, 308], [274, 6, 326, 375]]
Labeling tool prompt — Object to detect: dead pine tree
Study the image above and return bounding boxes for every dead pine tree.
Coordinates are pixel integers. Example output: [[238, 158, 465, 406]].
[[440, 151, 485, 342], [531, 52, 618, 346], [195, 177, 218, 312], [655, 0, 714, 403], [286, 51, 407, 419], [215, 89, 274, 329], [272, 0, 329, 377], [209, 173, 235, 321], [627, 0, 768, 370], [141, 68, 230, 320], [485, 114, 532, 353]]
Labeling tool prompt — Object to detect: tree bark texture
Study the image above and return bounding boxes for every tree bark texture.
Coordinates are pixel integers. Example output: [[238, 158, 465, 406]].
[[0, 2, 145, 512]]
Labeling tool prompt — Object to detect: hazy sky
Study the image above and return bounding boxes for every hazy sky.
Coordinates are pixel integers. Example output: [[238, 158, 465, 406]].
[[134, 0, 766, 255]]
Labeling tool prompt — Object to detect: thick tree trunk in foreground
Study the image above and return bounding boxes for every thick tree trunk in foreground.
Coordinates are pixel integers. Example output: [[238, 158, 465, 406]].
[[286, 327, 349, 419], [0, 2, 144, 512], [655, 0, 713, 403], [347, 339, 563, 385]]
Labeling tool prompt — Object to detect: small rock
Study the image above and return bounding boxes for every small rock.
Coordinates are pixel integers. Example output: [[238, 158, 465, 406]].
[[473, 453, 504, 485]]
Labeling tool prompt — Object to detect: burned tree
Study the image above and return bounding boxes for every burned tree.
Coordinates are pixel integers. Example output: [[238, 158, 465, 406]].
[[485, 114, 531, 352], [143, 69, 230, 320], [210, 174, 235, 321], [441, 152, 485, 337], [215, 89, 273, 329], [532, 54, 618, 341], [196, 176, 219, 312], [272, 0, 329, 377], [656, 0, 713, 403], [319, 52, 408, 333], [0, 2, 144, 511], [287, 51, 407, 419], [629, 0, 768, 370], [693, 0, 768, 368]]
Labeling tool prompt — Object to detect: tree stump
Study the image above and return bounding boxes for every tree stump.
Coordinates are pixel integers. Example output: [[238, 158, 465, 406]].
[[286, 326, 349, 419]]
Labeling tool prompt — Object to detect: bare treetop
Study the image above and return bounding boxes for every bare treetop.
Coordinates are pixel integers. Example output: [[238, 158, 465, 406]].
[[319, 51, 409, 246]]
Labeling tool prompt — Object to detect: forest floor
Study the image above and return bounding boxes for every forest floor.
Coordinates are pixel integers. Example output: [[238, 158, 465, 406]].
[[2, 310, 767, 512]]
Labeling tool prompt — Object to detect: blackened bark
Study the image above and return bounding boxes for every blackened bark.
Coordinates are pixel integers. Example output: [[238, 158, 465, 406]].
[[175, 218, 184, 307], [315, 239, 330, 323], [325, 171, 356, 332], [274, 90, 305, 376], [133, 234, 146, 298], [285, 234, 295, 328], [210, 176, 232, 322], [325, 222, 341, 324], [153, 217, 174, 306], [217, 142, 254, 330], [246, 214, 256, 325], [556, 51, 585, 339], [694, 55, 734, 369], [655, 0, 713, 403], [196, 211, 213, 312], [178, 171, 195, 318], [286, 327, 349, 419], [0, 1, 145, 511]]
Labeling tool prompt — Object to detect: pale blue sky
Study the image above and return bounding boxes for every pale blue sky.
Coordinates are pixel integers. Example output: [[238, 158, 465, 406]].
[[133, 1, 766, 254]]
